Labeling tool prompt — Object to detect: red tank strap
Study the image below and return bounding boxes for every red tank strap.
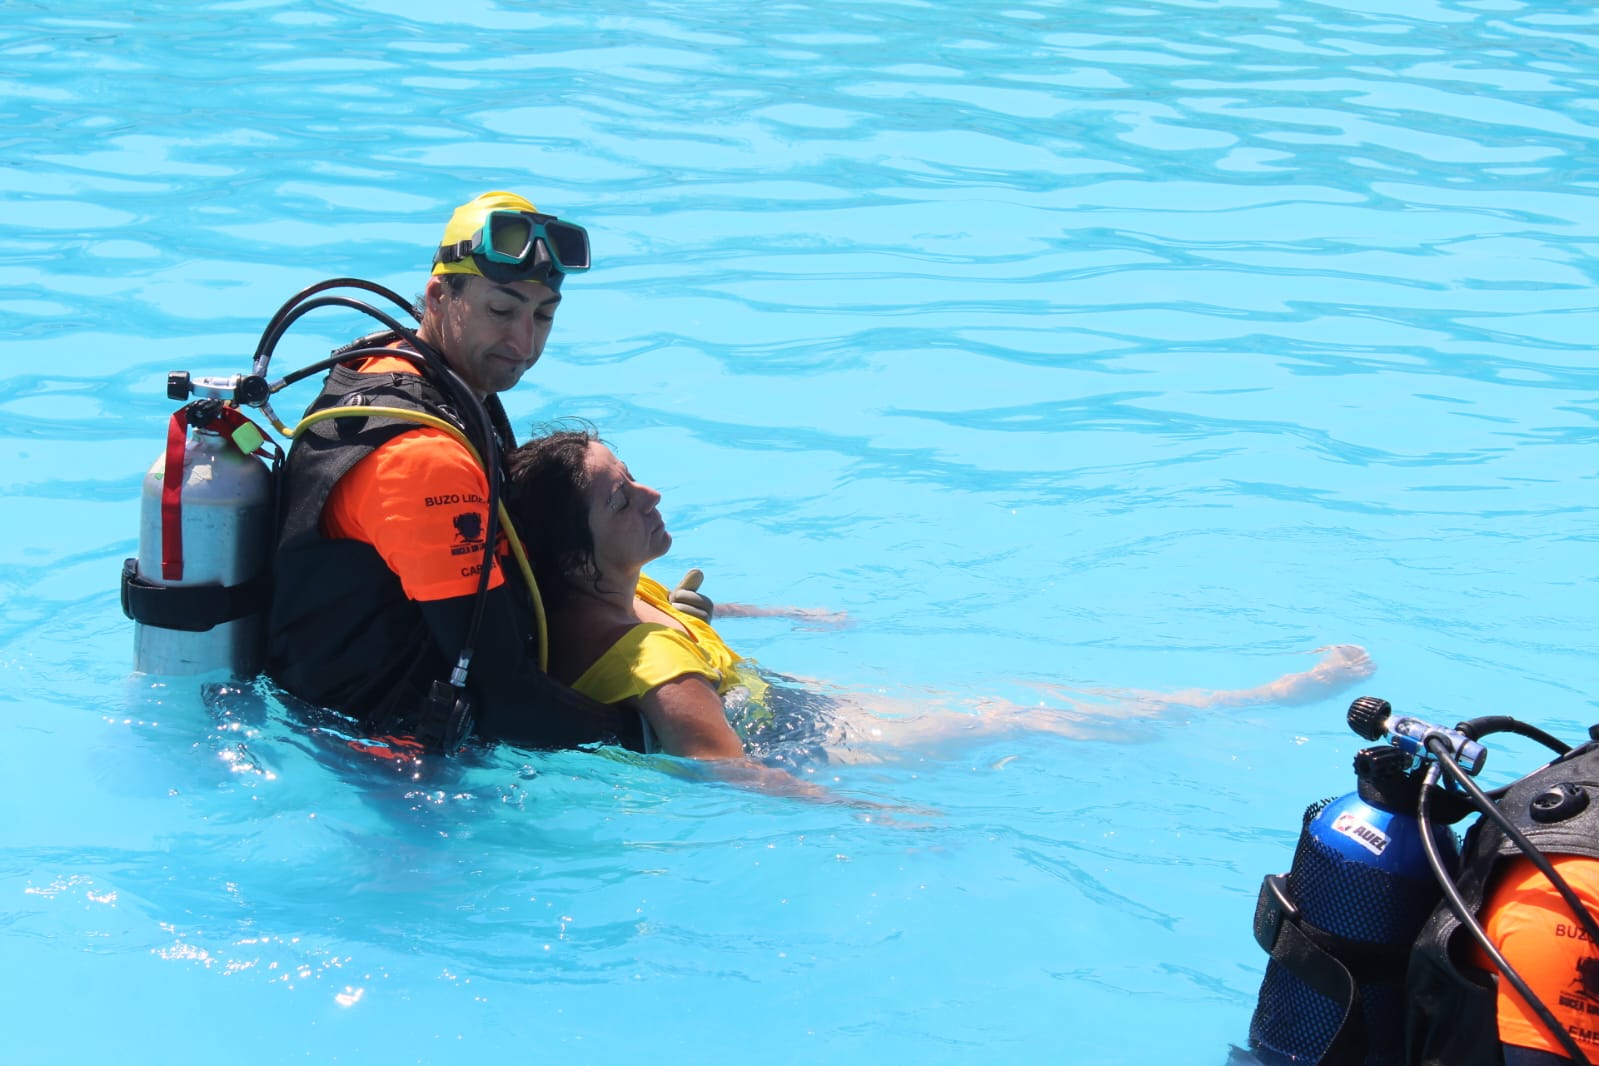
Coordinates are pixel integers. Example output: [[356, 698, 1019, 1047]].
[[160, 409, 188, 581], [158, 405, 276, 583]]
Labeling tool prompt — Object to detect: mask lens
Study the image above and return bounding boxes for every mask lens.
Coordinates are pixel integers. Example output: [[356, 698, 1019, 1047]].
[[542, 220, 591, 271], [484, 212, 535, 263]]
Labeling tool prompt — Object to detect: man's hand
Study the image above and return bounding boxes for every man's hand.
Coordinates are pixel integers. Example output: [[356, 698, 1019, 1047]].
[[669, 568, 715, 623]]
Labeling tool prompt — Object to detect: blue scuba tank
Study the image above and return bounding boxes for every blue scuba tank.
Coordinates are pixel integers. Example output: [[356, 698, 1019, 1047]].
[[1249, 741, 1462, 1065]]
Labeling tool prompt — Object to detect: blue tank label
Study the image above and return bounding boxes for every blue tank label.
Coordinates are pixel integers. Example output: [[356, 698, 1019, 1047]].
[[1330, 811, 1390, 856]]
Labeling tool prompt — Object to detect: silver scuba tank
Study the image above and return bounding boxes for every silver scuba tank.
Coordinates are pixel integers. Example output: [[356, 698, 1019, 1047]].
[[124, 392, 276, 678]]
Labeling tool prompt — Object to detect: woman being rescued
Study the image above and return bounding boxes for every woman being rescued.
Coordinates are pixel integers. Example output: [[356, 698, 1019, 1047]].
[[504, 423, 1374, 789]]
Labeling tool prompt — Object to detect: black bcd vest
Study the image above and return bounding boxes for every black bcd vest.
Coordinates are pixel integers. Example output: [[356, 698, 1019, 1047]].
[[1406, 738, 1599, 1066], [266, 349, 511, 733]]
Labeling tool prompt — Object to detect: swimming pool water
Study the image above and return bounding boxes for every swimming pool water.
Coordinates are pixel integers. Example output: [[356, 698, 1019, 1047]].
[[4, 1, 1599, 1062]]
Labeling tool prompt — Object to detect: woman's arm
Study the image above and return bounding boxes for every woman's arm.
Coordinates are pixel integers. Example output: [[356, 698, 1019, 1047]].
[[636, 673, 746, 759], [713, 603, 851, 628], [637, 673, 908, 809], [665, 569, 850, 628]]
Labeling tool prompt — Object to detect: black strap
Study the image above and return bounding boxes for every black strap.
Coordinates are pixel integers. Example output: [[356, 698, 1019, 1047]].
[[1253, 873, 1371, 1066], [433, 240, 472, 265], [121, 557, 270, 633]]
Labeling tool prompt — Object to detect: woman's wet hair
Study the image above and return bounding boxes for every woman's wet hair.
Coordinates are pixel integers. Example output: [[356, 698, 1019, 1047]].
[[505, 421, 605, 607]]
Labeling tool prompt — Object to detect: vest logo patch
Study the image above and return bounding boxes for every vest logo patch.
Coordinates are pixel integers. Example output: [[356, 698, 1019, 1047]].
[[1577, 957, 1599, 1003], [1331, 812, 1389, 856], [1554, 965, 1599, 1048], [450, 512, 485, 557], [453, 512, 483, 542], [1557, 957, 1599, 1031]]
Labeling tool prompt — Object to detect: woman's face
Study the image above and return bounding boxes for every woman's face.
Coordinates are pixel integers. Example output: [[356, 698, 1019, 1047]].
[[582, 442, 672, 578]]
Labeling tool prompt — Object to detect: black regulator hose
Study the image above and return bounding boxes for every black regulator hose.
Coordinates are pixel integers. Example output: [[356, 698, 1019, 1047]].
[[1457, 715, 1574, 756], [1418, 739, 1596, 1066], [251, 277, 417, 378], [421, 351, 509, 695], [257, 296, 422, 388], [271, 345, 426, 391]]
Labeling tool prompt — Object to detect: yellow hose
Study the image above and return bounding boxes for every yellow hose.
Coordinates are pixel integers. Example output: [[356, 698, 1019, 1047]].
[[283, 404, 550, 671]]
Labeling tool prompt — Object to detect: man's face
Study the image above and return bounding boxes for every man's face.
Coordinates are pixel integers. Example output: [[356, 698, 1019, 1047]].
[[420, 274, 560, 397]]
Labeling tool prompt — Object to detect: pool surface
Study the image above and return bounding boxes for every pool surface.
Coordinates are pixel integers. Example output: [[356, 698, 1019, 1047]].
[[4, 1, 1598, 1062]]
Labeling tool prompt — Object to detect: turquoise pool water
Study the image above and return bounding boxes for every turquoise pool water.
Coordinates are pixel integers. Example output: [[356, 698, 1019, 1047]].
[[5, 1, 1599, 1062]]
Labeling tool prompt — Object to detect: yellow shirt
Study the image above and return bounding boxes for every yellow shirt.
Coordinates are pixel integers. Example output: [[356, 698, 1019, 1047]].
[[571, 575, 763, 706]]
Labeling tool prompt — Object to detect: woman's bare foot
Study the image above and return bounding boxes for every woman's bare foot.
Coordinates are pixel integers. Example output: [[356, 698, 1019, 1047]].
[[1261, 644, 1375, 706]]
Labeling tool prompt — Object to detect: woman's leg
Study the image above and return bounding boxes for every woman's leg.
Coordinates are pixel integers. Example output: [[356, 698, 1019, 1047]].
[[815, 644, 1376, 755]]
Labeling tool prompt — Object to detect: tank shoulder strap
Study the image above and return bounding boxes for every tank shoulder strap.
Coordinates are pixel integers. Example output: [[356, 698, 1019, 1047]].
[[1484, 740, 1599, 861]]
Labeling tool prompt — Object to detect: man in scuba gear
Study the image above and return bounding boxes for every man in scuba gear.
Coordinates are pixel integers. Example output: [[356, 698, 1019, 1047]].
[[267, 191, 659, 752], [1247, 695, 1599, 1066], [1406, 740, 1599, 1066]]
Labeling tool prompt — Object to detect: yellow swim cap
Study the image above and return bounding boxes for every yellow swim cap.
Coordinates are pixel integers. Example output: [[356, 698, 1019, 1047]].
[[432, 190, 541, 278]]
